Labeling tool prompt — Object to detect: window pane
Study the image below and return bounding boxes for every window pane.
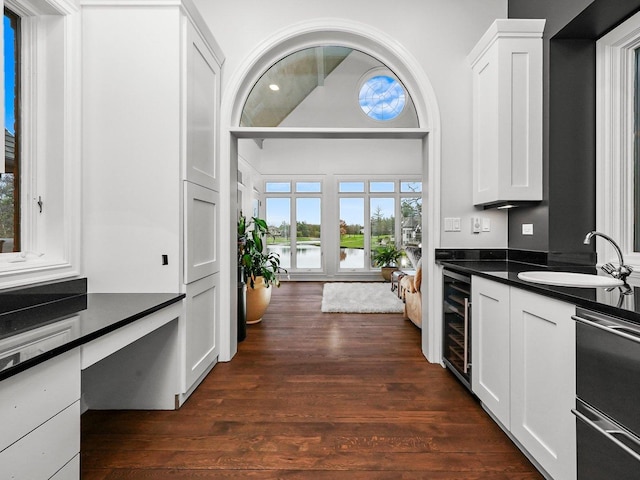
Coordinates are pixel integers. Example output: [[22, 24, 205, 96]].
[[370, 181, 395, 192], [296, 197, 321, 269], [266, 197, 291, 269], [2, 10, 18, 253], [370, 198, 395, 267], [339, 181, 364, 193], [265, 182, 291, 193], [296, 181, 321, 193], [339, 197, 364, 269], [359, 75, 406, 121], [400, 181, 422, 193], [401, 196, 422, 252]]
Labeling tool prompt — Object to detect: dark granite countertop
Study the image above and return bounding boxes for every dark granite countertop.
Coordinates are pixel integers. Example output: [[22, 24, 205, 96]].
[[440, 259, 640, 324], [0, 292, 185, 381]]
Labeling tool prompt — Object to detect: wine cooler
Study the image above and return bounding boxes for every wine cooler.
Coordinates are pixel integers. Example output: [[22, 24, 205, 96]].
[[442, 269, 472, 390]]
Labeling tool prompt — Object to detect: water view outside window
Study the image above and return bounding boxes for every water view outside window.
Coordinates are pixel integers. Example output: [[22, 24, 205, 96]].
[[266, 182, 323, 270], [370, 198, 395, 267], [266, 197, 291, 269], [296, 197, 321, 269], [1, 10, 18, 253], [339, 197, 365, 269]]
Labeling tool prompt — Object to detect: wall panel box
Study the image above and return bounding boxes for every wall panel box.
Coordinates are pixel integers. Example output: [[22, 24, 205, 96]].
[[468, 19, 545, 207]]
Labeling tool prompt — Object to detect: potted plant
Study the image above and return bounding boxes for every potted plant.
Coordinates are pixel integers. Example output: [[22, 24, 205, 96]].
[[238, 214, 287, 324], [372, 244, 403, 281]]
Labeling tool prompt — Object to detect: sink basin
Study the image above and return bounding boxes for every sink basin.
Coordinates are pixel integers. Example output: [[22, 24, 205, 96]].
[[517, 271, 624, 288]]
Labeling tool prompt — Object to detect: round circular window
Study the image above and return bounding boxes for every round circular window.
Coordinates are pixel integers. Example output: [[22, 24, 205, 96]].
[[358, 75, 406, 121]]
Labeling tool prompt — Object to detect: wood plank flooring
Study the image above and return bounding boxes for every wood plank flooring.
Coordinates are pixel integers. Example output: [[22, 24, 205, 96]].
[[81, 282, 543, 479]]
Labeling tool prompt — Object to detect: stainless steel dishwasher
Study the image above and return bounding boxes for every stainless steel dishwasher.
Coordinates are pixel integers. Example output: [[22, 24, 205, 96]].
[[572, 307, 640, 479]]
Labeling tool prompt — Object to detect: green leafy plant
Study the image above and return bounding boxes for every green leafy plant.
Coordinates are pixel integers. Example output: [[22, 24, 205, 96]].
[[238, 213, 287, 289], [372, 244, 403, 268]]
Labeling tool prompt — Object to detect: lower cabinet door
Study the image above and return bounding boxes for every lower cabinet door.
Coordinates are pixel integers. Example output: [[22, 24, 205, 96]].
[[510, 288, 576, 480], [472, 276, 511, 428], [183, 273, 219, 392]]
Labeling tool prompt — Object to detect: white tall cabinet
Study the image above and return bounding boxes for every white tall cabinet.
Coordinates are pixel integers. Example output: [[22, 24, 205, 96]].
[[81, 0, 224, 403], [471, 277, 576, 480]]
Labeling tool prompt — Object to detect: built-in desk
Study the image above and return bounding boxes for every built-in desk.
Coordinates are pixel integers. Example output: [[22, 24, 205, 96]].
[[0, 285, 185, 479]]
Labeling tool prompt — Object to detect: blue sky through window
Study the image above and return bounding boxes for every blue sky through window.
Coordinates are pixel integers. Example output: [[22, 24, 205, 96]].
[[359, 75, 405, 121], [4, 13, 15, 135]]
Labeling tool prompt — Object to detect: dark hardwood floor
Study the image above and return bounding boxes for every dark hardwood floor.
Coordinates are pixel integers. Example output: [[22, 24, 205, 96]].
[[81, 282, 543, 479]]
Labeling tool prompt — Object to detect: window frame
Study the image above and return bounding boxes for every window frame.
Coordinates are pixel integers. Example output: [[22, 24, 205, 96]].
[[337, 176, 421, 272], [0, 0, 81, 287], [263, 178, 324, 272]]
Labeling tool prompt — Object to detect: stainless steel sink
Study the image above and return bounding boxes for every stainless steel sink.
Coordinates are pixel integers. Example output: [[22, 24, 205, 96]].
[[517, 271, 624, 288]]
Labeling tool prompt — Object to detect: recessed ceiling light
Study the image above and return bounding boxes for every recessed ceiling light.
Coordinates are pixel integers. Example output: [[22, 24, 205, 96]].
[[269, 84, 280, 91]]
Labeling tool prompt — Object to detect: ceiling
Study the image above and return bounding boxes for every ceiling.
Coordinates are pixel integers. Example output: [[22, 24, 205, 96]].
[[240, 46, 351, 128]]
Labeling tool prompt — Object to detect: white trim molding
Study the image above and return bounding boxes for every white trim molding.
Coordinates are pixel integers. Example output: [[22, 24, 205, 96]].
[[218, 18, 442, 363], [0, 0, 82, 288], [597, 11, 640, 274]]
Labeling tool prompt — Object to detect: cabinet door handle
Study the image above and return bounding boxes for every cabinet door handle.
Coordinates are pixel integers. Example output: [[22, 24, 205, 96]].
[[572, 406, 640, 462], [463, 297, 469, 374], [572, 314, 640, 345]]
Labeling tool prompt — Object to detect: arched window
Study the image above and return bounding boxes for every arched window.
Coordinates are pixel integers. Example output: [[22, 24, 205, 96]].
[[240, 46, 418, 128]]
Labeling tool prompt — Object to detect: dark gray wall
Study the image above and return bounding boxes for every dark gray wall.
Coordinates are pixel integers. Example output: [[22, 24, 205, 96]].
[[507, 0, 640, 263]]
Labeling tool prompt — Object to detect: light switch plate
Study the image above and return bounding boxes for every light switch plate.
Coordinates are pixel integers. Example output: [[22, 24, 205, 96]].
[[472, 217, 481, 233], [522, 223, 534, 235], [482, 218, 491, 232], [444, 217, 461, 232]]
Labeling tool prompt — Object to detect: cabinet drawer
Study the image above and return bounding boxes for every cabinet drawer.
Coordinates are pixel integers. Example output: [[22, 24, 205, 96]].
[[0, 348, 80, 452], [0, 400, 80, 478]]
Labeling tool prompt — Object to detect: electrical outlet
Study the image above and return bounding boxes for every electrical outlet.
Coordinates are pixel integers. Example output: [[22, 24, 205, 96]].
[[522, 224, 534, 235]]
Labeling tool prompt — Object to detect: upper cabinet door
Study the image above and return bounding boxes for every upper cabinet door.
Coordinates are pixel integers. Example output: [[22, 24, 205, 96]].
[[468, 19, 545, 208], [185, 21, 221, 191]]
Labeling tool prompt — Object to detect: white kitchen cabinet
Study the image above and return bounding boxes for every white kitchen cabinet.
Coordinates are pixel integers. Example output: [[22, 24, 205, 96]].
[[510, 288, 576, 480], [0, 349, 80, 479], [82, 1, 224, 398], [471, 276, 511, 429], [469, 277, 576, 479], [181, 272, 220, 397], [185, 21, 221, 192], [468, 19, 545, 207], [184, 181, 219, 284]]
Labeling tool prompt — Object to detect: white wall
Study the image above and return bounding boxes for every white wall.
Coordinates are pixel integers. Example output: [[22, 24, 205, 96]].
[[256, 138, 421, 175], [195, 0, 509, 248]]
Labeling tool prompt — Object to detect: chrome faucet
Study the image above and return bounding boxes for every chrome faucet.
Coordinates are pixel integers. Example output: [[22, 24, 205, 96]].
[[583, 231, 633, 282]]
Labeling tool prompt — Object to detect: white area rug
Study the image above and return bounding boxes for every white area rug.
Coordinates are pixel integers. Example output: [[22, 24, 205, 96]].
[[321, 282, 404, 313]]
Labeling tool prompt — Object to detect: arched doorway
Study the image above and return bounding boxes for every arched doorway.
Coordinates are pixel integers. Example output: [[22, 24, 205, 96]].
[[217, 19, 442, 364]]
